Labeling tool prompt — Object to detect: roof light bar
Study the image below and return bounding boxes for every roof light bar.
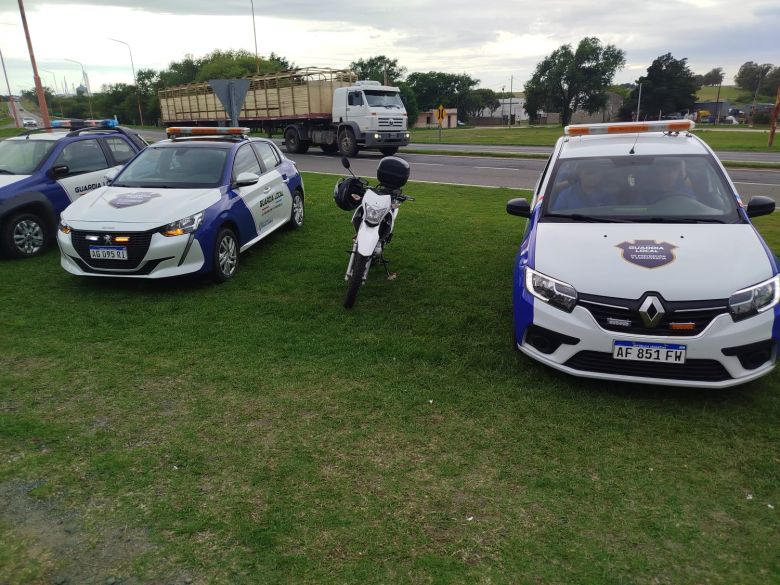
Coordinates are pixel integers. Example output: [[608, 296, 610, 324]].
[[564, 120, 695, 136], [166, 127, 250, 137], [50, 118, 118, 129]]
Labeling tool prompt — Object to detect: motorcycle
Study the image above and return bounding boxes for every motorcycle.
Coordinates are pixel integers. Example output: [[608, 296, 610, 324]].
[[334, 156, 414, 309]]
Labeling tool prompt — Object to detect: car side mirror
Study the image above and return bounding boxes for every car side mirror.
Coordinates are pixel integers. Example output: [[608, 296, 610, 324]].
[[506, 198, 531, 217], [746, 195, 775, 218], [49, 164, 69, 179], [235, 172, 260, 187], [104, 168, 119, 185]]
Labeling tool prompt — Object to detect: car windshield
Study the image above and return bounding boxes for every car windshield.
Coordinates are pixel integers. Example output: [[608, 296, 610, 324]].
[[112, 145, 228, 188], [542, 154, 743, 223], [363, 90, 404, 109], [0, 139, 57, 175]]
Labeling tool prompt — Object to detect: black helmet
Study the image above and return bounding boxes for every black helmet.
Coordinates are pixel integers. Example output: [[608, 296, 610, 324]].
[[376, 156, 410, 189], [333, 177, 365, 211]]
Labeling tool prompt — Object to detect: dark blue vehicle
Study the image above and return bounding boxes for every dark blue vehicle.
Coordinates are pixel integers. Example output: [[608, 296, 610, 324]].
[[57, 127, 304, 282], [0, 120, 146, 258]]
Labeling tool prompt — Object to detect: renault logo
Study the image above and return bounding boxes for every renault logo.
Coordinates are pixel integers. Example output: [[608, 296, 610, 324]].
[[639, 296, 665, 328]]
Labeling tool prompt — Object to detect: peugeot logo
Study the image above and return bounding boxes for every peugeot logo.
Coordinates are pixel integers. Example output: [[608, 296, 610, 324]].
[[104, 234, 112, 244], [638, 296, 665, 328]]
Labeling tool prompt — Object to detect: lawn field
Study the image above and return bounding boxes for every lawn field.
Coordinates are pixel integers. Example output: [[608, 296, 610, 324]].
[[410, 126, 780, 152], [1, 174, 779, 584]]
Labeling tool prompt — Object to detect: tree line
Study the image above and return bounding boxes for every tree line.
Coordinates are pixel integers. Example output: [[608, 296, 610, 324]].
[[12, 46, 780, 127]]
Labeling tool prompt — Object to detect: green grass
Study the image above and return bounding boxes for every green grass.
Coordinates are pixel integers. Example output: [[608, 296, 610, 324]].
[[1, 174, 779, 584], [410, 125, 780, 152], [696, 85, 753, 103]]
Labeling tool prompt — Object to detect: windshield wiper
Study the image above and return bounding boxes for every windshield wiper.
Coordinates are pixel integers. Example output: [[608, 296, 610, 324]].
[[543, 213, 631, 223], [633, 217, 727, 224], [0, 169, 14, 175]]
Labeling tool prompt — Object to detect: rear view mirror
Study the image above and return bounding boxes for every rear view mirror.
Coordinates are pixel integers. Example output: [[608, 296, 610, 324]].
[[49, 164, 69, 179], [506, 198, 531, 217], [746, 196, 775, 218]]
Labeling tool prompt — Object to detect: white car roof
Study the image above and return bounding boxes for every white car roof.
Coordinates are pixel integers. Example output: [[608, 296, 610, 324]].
[[8, 131, 71, 142], [558, 132, 711, 159]]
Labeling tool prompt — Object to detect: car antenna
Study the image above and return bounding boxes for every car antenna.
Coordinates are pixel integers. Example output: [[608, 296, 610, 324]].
[[629, 132, 640, 154]]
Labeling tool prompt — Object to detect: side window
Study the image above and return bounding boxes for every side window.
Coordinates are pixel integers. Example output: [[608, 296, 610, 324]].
[[252, 142, 280, 171], [535, 154, 553, 195], [232, 144, 262, 178], [54, 139, 109, 175], [104, 137, 136, 164], [348, 92, 364, 106]]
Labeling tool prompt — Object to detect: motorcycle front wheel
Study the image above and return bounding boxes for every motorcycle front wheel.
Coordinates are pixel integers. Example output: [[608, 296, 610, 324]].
[[344, 252, 369, 309]]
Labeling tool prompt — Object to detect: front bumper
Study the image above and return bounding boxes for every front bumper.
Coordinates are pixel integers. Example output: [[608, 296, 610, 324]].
[[517, 298, 777, 388], [57, 229, 205, 278], [361, 132, 410, 148]]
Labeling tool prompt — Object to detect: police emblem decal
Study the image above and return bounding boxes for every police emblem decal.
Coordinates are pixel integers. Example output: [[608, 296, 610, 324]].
[[616, 240, 678, 269], [109, 192, 161, 208]]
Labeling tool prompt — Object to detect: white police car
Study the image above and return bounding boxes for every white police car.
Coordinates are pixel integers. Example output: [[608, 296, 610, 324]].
[[57, 127, 304, 282], [0, 119, 146, 258], [506, 120, 778, 388]]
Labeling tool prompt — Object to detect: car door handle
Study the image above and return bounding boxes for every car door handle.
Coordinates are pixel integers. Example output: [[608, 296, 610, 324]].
[[263, 186, 272, 193], [282, 174, 289, 183]]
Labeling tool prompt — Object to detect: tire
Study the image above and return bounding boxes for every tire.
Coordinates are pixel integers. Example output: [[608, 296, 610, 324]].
[[284, 128, 309, 154], [338, 128, 359, 158], [212, 227, 239, 283], [1, 211, 50, 258], [379, 146, 398, 156], [344, 252, 369, 309], [320, 142, 339, 154], [287, 190, 304, 230]]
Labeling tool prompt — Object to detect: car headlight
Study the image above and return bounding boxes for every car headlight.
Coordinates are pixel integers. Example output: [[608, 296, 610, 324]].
[[729, 275, 780, 321], [58, 220, 71, 234], [374, 133, 380, 140], [364, 204, 389, 226], [160, 212, 204, 237], [524, 267, 577, 312]]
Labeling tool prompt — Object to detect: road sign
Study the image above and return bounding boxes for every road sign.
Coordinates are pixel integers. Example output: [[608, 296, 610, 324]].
[[209, 79, 251, 127], [436, 105, 445, 123]]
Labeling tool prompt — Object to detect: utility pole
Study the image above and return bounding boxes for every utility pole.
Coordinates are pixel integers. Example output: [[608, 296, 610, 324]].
[[250, 0, 260, 75], [714, 81, 722, 124], [501, 85, 505, 123], [748, 67, 767, 127], [508, 75, 513, 126], [635, 83, 643, 122], [17, 0, 50, 128], [0, 47, 20, 127]]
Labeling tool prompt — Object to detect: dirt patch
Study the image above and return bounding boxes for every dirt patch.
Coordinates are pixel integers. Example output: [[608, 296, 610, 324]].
[[0, 480, 191, 585]]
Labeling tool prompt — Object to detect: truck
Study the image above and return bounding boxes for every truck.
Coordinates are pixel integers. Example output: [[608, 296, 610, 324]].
[[158, 67, 410, 157]]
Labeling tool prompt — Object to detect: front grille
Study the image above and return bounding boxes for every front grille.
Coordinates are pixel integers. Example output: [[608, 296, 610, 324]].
[[378, 117, 403, 128], [565, 351, 731, 382], [71, 229, 155, 270], [578, 293, 729, 336]]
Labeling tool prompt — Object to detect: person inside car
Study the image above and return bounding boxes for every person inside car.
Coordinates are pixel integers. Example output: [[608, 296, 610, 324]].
[[550, 160, 616, 211]]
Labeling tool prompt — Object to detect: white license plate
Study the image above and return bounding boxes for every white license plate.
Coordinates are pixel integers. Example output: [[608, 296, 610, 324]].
[[89, 246, 128, 260], [613, 341, 686, 364]]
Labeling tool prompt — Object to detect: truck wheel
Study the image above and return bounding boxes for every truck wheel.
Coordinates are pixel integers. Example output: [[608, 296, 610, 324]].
[[339, 128, 359, 158], [320, 143, 339, 154], [284, 128, 309, 154], [379, 146, 399, 156]]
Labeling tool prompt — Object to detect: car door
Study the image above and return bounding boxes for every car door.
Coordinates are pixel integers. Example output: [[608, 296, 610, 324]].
[[251, 141, 290, 229], [232, 143, 278, 237], [51, 137, 121, 202]]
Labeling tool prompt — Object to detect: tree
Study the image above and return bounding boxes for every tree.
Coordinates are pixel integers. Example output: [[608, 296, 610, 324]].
[[398, 83, 418, 127], [702, 67, 724, 87], [405, 72, 480, 121], [523, 37, 625, 126], [349, 56, 407, 84], [462, 88, 500, 120], [627, 53, 699, 118], [157, 50, 293, 88], [734, 61, 775, 95]]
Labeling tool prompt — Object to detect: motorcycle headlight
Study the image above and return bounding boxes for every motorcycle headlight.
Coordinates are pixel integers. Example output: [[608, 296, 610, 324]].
[[58, 220, 71, 234], [160, 212, 204, 237], [364, 204, 388, 226], [729, 275, 780, 321], [524, 267, 577, 312]]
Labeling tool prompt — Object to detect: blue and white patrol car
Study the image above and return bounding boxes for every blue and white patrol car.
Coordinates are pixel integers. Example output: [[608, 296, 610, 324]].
[[507, 120, 778, 388], [0, 120, 146, 258], [57, 127, 304, 282]]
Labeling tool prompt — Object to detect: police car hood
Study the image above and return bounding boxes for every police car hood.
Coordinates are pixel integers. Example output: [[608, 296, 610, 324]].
[[0, 174, 31, 193], [532, 223, 774, 300], [62, 185, 222, 230]]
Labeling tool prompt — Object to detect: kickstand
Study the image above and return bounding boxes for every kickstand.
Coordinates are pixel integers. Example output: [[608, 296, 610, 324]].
[[379, 253, 397, 280]]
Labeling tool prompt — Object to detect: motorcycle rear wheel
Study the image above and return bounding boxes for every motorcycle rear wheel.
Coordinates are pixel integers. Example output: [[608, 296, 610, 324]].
[[344, 252, 369, 309]]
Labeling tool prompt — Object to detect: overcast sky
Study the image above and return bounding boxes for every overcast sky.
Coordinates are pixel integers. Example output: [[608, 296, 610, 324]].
[[1, 0, 777, 96]]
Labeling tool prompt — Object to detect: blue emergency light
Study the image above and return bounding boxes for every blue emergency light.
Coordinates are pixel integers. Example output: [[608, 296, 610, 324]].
[[50, 118, 118, 129]]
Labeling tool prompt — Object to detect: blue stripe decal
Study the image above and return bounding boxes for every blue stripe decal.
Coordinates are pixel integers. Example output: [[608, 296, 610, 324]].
[[513, 204, 540, 344]]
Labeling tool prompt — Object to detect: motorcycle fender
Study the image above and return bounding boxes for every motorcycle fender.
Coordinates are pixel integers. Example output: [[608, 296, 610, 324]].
[[356, 224, 380, 256]]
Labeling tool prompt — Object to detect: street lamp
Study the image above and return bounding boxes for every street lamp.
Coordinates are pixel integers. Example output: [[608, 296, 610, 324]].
[[108, 37, 144, 126], [64, 57, 93, 118], [40, 68, 59, 117], [249, 0, 260, 75]]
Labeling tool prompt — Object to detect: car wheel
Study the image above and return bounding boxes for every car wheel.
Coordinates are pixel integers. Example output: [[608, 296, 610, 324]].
[[339, 128, 359, 158], [287, 190, 304, 229], [379, 146, 399, 156], [212, 227, 239, 283], [1, 211, 49, 258]]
